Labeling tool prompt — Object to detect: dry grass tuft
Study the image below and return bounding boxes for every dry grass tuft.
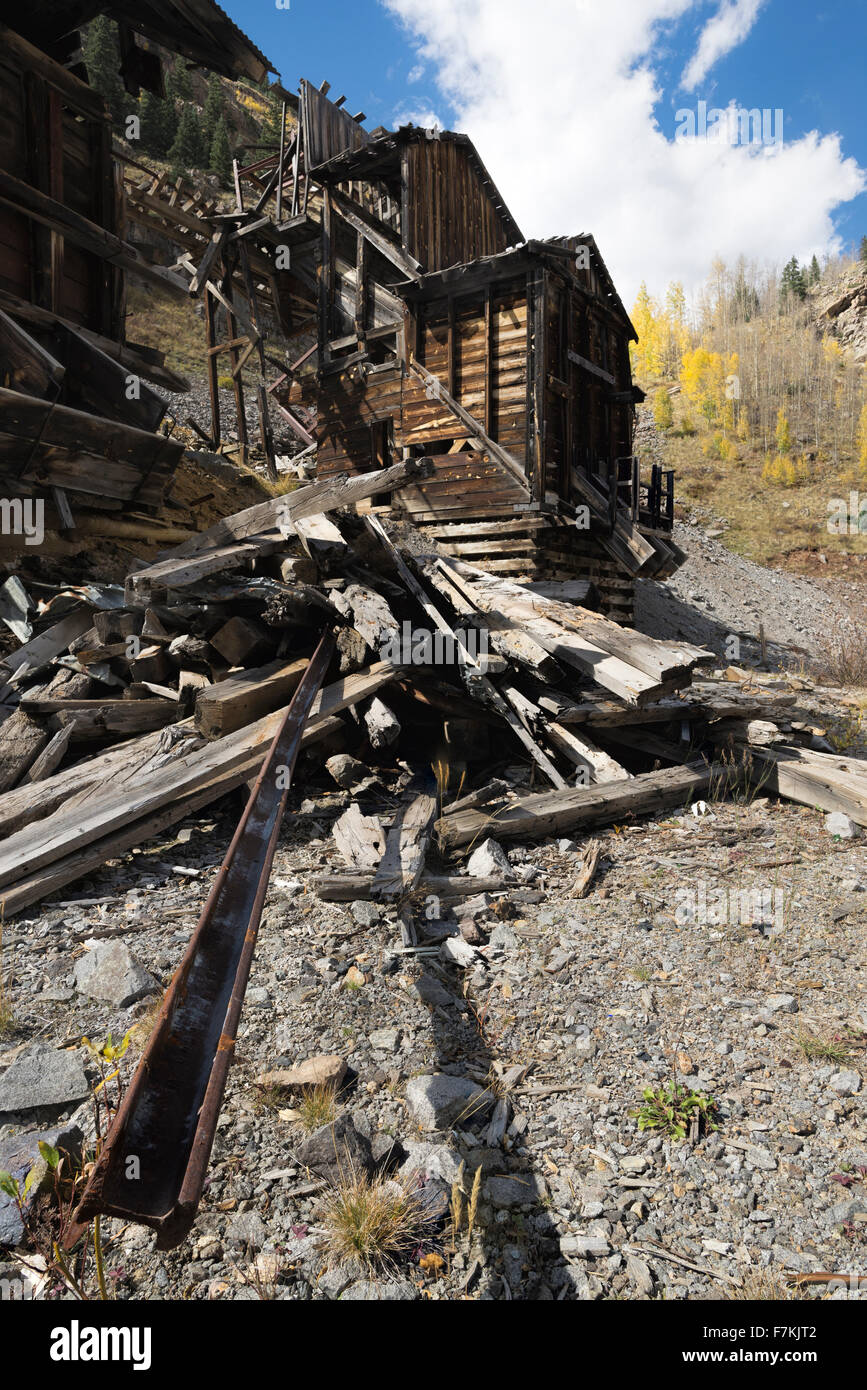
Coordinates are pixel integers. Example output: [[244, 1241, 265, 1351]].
[[727, 1268, 799, 1301], [321, 1171, 435, 1273], [796, 1029, 858, 1065], [295, 1082, 340, 1133], [811, 616, 867, 690]]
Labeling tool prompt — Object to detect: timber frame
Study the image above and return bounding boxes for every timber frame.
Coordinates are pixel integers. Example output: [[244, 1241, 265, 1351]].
[[208, 88, 683, 622], [0, 6, 274, 535]]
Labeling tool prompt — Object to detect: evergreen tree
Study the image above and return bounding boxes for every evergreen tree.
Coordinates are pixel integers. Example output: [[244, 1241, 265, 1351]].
[[202, 75, 224, 153], [731, 269, 760, 322], [139, 89, 177, 159], [82, 15, 126, 123], [860, 235, 867, 265], [209, 116, 234, 185], [168, 103, 205, 176], [165, 60, 193, 105], [780, 256, 807, 306], [265, 85, 286, 145], [808, 254, 821, 285]]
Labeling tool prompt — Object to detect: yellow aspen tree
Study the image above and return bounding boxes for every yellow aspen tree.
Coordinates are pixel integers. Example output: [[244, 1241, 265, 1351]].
[[857, 401, 867, 478], [775, 407, 792, 455], [653, 387, 674, 429], [631, 282, 664, 377]]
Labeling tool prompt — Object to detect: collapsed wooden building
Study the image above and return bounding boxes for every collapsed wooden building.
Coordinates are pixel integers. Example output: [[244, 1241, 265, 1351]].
[[159, 81, 685, 623], [0, 10, 681, 619]]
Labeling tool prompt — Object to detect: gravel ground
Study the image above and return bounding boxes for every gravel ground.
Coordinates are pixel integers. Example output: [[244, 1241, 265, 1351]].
[[1, 442, 865, 1300], [1, 729, 865, 1302], [636, 521, 852, 666]]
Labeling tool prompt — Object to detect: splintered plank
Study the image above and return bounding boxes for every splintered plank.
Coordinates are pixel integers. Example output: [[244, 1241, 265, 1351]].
[[0, 711, 50, 791], [1, 609, 94, 680], [418, 556, 563, 683], [19, 699, 177, 740], [127, 458, 434, 596], [371, 788, 438, 897], [443, 558, 711, 684], [333, 803, 387, 871], [545, 724, 632, 784], [438, 762, 721, 847], [437, 559, 693, 705], [364, 515, 566, 788], [310, 872, 503, 902], [24, 725, 73, 784], [0, 662, 397, 895], [0, 714, 344, 917], [740, 745, 867, 827], [194, 658, 308, 738]]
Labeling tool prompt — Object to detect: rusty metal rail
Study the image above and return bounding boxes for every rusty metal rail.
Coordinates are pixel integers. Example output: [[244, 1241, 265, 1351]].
[[70, 630, 335, 1249]]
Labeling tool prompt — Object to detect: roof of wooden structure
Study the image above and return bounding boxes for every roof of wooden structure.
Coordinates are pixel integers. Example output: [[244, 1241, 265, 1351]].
[[312, 126, 525, 249], [395, 237, 637, 339], [9, 0, 275, 83]]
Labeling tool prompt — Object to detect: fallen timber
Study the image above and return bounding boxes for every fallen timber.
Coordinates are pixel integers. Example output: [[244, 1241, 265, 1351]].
[[436, 762, 727, 848], [69, 631, 335, 1250]]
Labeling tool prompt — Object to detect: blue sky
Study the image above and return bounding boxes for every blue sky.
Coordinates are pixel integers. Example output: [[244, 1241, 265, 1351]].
[[225, 1, 866, 303]]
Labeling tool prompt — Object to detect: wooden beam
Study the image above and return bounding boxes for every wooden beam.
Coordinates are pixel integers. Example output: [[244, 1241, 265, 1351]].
[[330, 189, 423, 283], [364, 515, 566, 788], [371, 788, 438, 897], [0, 170, 188, 299], [438, 762, 721, 847]]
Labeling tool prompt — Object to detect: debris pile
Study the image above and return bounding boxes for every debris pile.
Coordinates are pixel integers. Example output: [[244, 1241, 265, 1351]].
[[1, 457, 866, 1250], [2, 458, 865, 931]]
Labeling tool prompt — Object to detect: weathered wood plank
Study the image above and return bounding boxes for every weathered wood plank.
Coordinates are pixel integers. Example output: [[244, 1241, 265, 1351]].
[[371, 789, 438, 897], [438, 762, 721, 847]]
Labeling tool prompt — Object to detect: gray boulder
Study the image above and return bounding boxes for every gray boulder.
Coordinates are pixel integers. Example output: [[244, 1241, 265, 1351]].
[[73, 940, 158, 1009], [0, 1044, 89, 1116], [297, 1114, 375, 1185], [405, 1074, 494, 1131]]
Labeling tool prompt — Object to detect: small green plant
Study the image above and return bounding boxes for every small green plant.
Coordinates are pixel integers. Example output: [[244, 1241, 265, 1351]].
[[633, 1081, 718, 1141], [796, 1030, 854, 1064], [630, 964, 652, 982], [0, 1141, 94, 1299], [827, 707, 864, 752], [81, 1031, 132, 1137], [0, 1032, 133, 1300]]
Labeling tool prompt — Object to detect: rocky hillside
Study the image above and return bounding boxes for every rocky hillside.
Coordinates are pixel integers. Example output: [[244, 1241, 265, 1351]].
[[811, 261, 867, 364]]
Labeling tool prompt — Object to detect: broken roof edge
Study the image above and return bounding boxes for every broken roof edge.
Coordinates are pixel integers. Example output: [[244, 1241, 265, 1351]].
[[393, 237, 637, 336], [309, 125, 524, 247], [106, 0, 277, 85]]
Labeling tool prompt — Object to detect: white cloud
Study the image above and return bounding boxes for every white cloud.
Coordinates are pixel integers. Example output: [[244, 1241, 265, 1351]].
[[392, 103, 444, 131], [407, 63, 425, 83], [381, 0, 864, 306], [682, 0, 765, 91]]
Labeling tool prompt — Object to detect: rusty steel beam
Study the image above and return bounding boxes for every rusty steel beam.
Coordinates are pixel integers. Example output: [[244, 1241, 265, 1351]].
[[69, 631, 336, 1250]]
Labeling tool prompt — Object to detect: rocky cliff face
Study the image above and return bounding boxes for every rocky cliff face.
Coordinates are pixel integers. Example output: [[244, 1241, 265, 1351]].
[[811, 262, 867, 362]]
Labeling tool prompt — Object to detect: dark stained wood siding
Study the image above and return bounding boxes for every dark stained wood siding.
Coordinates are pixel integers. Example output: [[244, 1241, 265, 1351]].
[[403, 140, 513, 273], [538, 267, 636, 507], [0, 44, 121, 337], [416, 284, 528, 462]]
